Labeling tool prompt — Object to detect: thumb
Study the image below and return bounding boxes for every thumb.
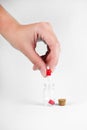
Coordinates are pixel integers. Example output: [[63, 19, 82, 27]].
[[26, 48, 47, 77]]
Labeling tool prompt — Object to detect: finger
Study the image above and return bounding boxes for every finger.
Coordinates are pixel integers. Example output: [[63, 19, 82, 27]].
[[33, 65, 38, 70], [33, 53, 49, 71], [42, 34, 60, 71], [24, 46, 47, 77], [46, 43, 60, 71], [38, 23, 60, 71]]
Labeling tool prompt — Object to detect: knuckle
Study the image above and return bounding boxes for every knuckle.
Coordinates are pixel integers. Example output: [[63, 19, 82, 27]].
[[44, 22, 51, 26], [56, 41, 61, 52], [39, 22, 52, 30]]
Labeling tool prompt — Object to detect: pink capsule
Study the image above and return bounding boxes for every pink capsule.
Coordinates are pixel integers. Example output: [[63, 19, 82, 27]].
[[48, 99, 55, 105]]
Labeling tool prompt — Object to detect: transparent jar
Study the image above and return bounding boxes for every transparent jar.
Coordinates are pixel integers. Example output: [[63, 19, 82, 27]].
[[43, 69, 55, 105]]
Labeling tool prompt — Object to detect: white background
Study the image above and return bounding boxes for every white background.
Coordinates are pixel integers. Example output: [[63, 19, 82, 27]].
[[0, 0, 87, 130]]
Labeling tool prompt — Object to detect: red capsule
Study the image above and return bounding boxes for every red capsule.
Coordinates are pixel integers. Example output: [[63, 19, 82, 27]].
[[48, 99, 55, 105], [46, 69, 52, 76]]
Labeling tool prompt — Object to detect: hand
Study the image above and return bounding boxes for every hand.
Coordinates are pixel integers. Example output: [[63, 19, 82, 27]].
[[13, 22, 60, 76], [0, 6, 60, 77]]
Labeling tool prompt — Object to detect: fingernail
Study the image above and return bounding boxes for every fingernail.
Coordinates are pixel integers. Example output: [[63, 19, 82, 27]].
[[51, 67, 55, 72]]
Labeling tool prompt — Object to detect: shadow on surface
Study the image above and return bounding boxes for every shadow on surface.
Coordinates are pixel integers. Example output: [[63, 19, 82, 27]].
[[18, 99, 44, 106]]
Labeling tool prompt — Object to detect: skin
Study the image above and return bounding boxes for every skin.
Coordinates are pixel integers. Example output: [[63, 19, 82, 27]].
[[0, 5, 60, 77]]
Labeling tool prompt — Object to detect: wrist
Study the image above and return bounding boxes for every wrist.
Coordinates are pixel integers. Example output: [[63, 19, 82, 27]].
[[0, 5, 20, 40]]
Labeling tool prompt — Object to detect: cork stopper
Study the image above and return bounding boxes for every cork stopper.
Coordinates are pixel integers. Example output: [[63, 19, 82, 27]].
[[58, 99, 66, 106]]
